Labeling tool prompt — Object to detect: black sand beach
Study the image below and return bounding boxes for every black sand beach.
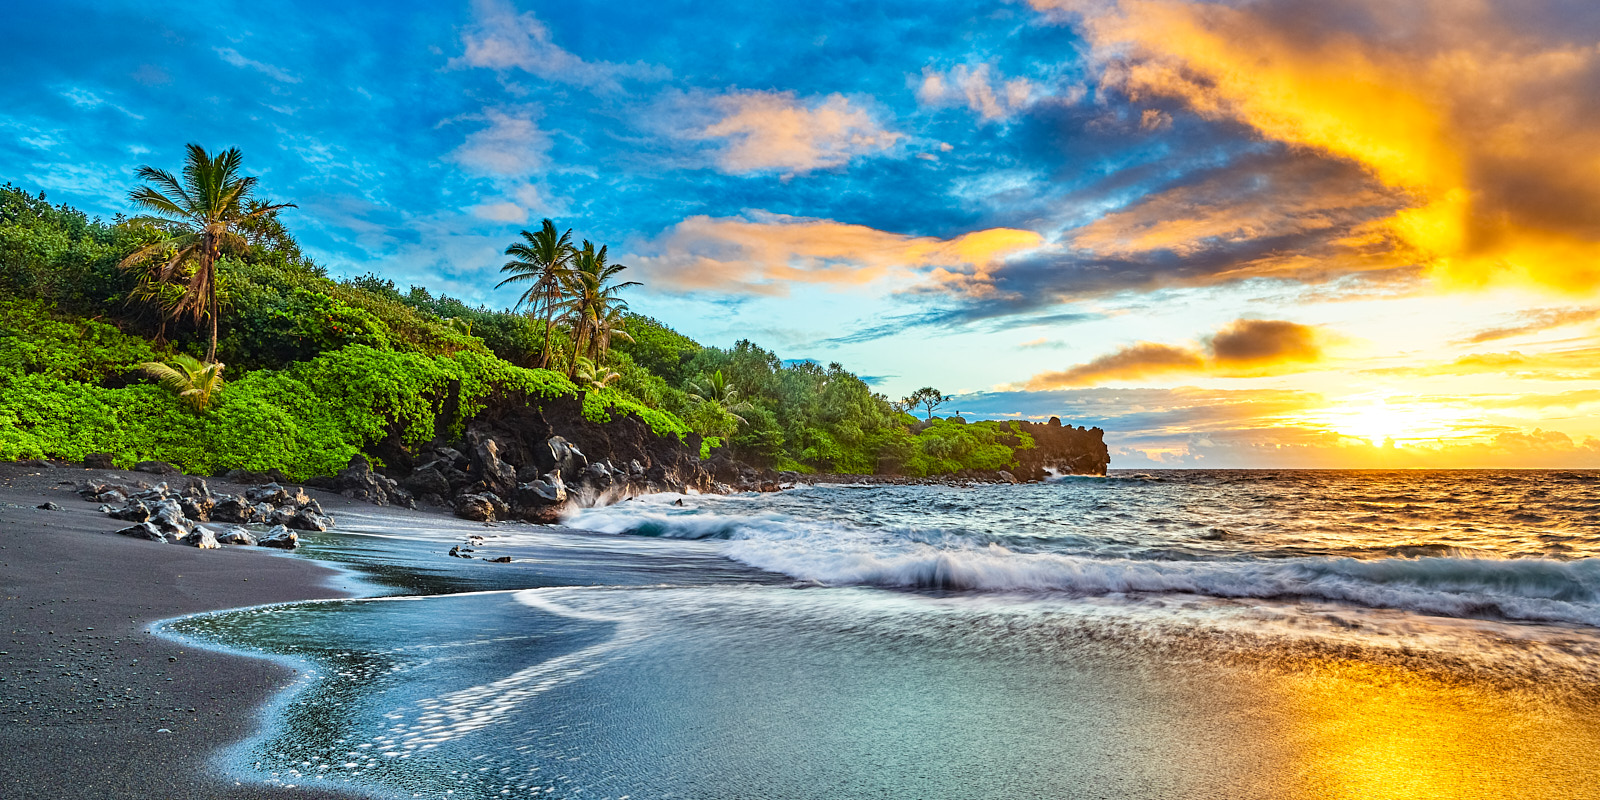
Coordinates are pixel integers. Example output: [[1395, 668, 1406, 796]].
[[0, 462, 364, 799]]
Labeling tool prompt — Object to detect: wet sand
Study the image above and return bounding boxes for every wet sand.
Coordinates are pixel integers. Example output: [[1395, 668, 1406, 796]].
[[0, 462, 367, 799]]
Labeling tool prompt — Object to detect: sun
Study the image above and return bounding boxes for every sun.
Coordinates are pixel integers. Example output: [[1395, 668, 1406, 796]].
[[1298, 400, 1474, 447]]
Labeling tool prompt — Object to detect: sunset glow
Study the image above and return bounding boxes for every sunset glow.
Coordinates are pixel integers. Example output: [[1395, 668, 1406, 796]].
[[5, 0, 1597, 467]]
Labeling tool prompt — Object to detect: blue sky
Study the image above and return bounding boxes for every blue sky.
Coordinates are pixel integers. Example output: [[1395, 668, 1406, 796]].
[[5, 0, 1599, 467]]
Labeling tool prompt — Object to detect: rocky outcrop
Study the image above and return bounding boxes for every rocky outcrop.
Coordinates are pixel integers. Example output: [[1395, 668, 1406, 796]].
[[306, 456, 416, 509], [1011, 417, 1110, 479]]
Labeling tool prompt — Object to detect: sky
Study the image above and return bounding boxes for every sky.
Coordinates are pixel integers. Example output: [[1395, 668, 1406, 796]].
[[3, 0, 1599, 468]]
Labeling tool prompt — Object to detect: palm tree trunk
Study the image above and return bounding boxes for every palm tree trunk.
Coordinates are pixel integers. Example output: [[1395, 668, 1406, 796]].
[[204, 253, 219, 363], [541, 290, 556, 370]]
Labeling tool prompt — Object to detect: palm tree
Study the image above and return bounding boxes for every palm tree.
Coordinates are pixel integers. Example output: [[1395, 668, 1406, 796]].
[[119, 144, 294, 362], [688, 369, 753, 426], [497, 219, 574, 369], [556, 241, 639, 377], [139, 354, 225, 411], [571, 356, 622, 389]]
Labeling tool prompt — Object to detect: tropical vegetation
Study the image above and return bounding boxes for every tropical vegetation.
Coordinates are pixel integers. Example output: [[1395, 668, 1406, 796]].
[[0, 144, 1041, 478]]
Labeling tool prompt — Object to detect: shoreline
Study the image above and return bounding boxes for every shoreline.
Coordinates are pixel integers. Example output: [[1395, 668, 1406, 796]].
[[0, 462, 372, 799]]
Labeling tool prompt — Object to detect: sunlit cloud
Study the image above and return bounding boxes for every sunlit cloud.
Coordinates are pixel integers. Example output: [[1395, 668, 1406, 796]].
[[452, 0, 668, 91], [1363, 347, 1600, 381], [1456, 306, 1600, 344], [1033, 0, 1600, 294], [1026, 319, 1327, 388], [694, 90, 902, 175], [447, 107, 549, 178], [630, 212, 1044, 295], [913, 63, 1074, 122]]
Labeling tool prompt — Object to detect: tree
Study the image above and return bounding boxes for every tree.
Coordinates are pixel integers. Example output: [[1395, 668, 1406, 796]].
[[904, 386, 948, 421], [138, 354, 225, 411], [119, 144, 294, 362], [688, 369, 753, 426], [557, 241, 639, 376], [497, 219, 574, 369], [571, 356, 621, 389]]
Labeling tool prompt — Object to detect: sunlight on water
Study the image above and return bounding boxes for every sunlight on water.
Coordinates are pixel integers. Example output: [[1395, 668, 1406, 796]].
[[163, 470, 1600, 799]]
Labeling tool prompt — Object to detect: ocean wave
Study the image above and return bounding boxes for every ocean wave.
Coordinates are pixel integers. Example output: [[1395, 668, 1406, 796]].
[[726, 540, 1600, 626], [567, 488, 1600, 627]]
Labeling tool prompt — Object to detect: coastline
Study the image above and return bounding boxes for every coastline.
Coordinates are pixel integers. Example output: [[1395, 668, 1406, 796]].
[[0, 462, 368, 799]]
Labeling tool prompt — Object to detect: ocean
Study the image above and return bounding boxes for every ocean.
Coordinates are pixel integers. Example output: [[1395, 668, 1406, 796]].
[[167, 470, 1600, 799]]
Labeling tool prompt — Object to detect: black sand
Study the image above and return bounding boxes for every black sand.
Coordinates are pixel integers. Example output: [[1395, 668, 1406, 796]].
[[0, 462, 365, 799]]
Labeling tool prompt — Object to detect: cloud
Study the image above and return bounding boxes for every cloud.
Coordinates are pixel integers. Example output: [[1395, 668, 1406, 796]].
[[914, 63, 1067, 122], [1363, 346, 1600, 381], [1457, 306, 1600, 344], [468, 201, 526, 223], [695, 90, 902, 175], [452, 0, 668, 91], [1032, 0, 1600, 294], [447, 107, 549, 178], [630, 212, 1044, 295], [214, 47, 300, 83], [1026, 318, 1325, 388]]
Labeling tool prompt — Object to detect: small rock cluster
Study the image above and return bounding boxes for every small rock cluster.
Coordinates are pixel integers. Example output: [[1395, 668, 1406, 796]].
[[77, 477, 329, 550]]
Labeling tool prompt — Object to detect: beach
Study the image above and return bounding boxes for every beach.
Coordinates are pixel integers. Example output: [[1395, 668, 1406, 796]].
[[0, 462, 364, 799]]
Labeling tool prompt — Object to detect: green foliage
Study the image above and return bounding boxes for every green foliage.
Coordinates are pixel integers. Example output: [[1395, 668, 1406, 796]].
[[139, 354, 225, 411], [0, 299, 161, 381], [0, 180, 1035, 479]]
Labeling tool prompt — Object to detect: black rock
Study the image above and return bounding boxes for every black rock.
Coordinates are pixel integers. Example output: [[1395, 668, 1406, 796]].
[[82, 453, 115, 470], [134, 461, 181, 475], [93, 489, 127, 505], [215, 526, 257, 546], [258, 526, 298, 549], [177, 527, 219, 549], [36, 501, 63, 511], [485, 556, 513, 563], [285, 509, 332, 532], [115, 521, 168, 542], [17, 458, 54, 468], [211, 497, 256, 523], [108, 500, 152, 523], [454, 492, 506, 522], [245, 483, 291, 505], [401, 465, 451, 498]]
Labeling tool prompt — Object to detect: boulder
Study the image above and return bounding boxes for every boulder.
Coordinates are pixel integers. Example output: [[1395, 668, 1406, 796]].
[[258, 526, 298, 549], [179, 496, 214, 522], [485, 556, 513, 563], [82, 453, 115, 470], [131, 483, 171, 503], [454, 492, 506, 522], [539, 436, 588, 482], [245, 483, 291, 505], [149, 500, 194, 538], [115, 521, 169, 542], [134, 461, 181, 475], [579, 462, 615, 492], [177, 527, 219, 549], [94, 489, 128, 505], [285, 509, 332, 532], [996, 470, 1018, 485], [77, 480, 109, 498], [108, 500, 152, 523], [251, 502, 275, 520], [211, 497, 256, 523], [401, 465, 451, 498], [215, 526, 257, 546], [467, 433, 518, 495], [36, 501, 63, 511], [512, 471, 567, 523], [447, 545, 473, 558], [331, 456, 413, 508]]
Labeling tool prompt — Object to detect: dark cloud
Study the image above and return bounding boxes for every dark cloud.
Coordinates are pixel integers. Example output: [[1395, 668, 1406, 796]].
[[1025, 318, 1325, 388]]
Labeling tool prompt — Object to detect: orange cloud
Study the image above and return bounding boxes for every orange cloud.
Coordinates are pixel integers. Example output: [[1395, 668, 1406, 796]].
[[630, 213, 1045, 295], [697, 91, 901, 175], [1027, 319, 1326, 388], [1362, 346, 1600, 381], [1456, 306, 1600, 344], [1034, 0, 1600, 294]]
